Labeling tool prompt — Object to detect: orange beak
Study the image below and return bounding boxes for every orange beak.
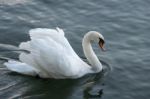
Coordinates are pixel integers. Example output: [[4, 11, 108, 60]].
[[99, 39, 105, 51]]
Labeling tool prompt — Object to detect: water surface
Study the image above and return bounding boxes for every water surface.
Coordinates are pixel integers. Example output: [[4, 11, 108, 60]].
[[0, 0, 150, 99]]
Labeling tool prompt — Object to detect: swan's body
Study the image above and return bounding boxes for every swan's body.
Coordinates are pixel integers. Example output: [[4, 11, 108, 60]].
[[4, 28, 105, 79]]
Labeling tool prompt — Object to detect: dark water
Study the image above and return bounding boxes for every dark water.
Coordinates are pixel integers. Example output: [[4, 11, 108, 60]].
[[0, 0, 150, 99]]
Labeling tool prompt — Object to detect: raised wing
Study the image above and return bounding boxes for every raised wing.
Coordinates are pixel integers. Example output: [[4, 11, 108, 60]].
[[18, 27, 80, 78]]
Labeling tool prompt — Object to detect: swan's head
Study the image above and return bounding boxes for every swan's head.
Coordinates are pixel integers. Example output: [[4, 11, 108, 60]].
[[85, 31, 105, 51]]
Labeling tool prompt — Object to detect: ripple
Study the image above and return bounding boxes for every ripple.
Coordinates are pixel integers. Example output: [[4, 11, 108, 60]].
[[0, 0, 150, 99], [0, 0, 30, 5], [0, 82, 16, 91]]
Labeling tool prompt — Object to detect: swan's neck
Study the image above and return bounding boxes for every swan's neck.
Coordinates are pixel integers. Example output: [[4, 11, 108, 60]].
[[82, 34, 102, 72]]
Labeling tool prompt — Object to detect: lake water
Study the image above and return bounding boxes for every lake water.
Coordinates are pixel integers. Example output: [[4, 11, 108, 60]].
[[0, 0, 150, 99]]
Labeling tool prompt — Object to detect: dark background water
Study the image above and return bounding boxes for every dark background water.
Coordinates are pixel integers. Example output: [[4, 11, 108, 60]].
[[0, 0, 150, 99]]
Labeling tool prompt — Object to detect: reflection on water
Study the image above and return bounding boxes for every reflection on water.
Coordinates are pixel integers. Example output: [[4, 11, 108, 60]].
[[84, 89, 103, 99], [27, 72, 105, 99], [0, 60, 110, 99], [83, 74, 104, 99]]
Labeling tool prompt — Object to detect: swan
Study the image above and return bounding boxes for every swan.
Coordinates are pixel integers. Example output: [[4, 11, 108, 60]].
[[3, 27, 105, 79]]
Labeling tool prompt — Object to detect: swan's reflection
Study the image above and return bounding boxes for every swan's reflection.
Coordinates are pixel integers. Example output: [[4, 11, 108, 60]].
[[1, 59, 110, 99], [82, 70, 105, 99], [83, 89, 103, 99], [82, 59, 110, 99], [7, 69, 107, 99]]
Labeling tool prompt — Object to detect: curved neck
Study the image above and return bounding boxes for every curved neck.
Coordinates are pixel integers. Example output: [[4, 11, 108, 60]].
[[82, 33, 102, 72]]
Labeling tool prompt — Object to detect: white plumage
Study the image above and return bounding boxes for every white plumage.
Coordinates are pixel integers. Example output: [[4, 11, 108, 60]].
[[4, 27, 105, 79]]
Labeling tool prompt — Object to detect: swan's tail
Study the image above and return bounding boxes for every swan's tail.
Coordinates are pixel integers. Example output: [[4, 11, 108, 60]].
[[0, 56, 38, 77], [0, 43, 38, 76], [3, 60, 38, 76]]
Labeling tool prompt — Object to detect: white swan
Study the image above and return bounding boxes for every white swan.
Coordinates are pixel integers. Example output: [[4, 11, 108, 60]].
[[4, 27, 105, 79]]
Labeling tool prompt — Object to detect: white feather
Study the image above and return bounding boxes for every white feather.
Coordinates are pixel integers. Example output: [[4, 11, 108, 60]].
[[4, 60, 38, 76]]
